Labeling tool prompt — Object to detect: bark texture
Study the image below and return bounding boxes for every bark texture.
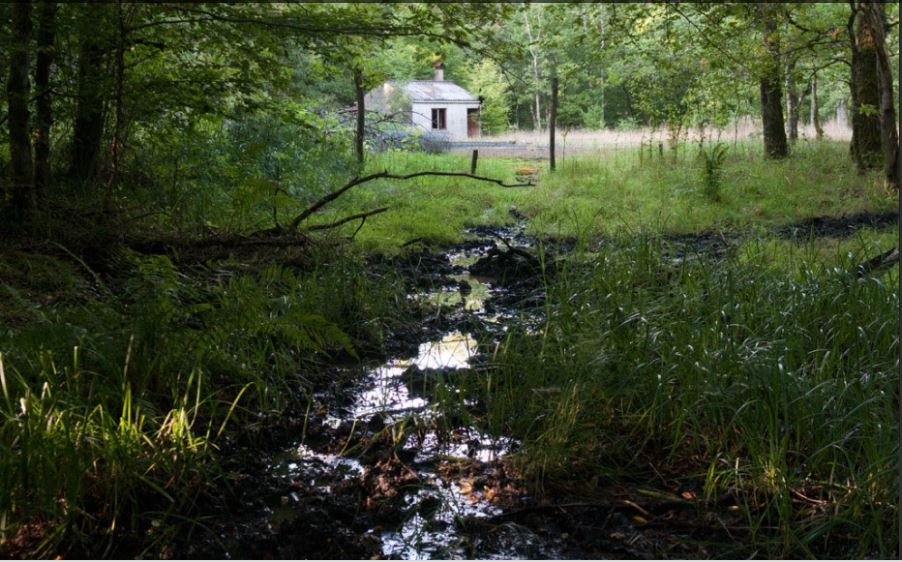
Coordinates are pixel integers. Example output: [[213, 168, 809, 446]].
[[862, 1, 898, 190], [549, 74, 558, 171], [7, 0, 34, 213], [850, 3, 882, 171], [811, 74, 824, 140], [354, 69, 365, 168], [69, 4, 107, 182], [34, 1, 57, 197], [759, 8, 788, 159]]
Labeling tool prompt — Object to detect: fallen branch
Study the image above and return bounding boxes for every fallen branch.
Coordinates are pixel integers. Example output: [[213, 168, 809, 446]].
[[856, 247, 899, 277], [289, 170, 532, 230], [304, 207, 389, 232], [495, 235, 542, 268]]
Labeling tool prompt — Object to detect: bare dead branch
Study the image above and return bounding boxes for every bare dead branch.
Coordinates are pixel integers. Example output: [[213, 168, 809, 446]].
[[288, 170, 532, 230], [304, 207, 389, 231]]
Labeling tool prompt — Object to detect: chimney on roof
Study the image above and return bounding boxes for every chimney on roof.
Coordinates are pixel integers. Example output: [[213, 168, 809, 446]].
[[433, 61, 444, 81]]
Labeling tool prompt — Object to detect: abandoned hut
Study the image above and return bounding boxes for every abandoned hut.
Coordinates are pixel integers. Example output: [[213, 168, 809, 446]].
[[365, 62, 482, 141]]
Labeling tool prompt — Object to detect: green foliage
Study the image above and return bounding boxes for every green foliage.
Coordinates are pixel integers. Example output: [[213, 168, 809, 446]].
[[461, 60, 510, 135], [0, 247, 407, 556], [471, 237, 898, 557], [316, 141, 894, 252], [700, 142, 729, 201]]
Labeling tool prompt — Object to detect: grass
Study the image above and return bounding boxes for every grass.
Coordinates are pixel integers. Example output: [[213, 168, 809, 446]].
[[439, 233, 898, 558], [0, 245, 410, 557], [303, 141, 894, 252]]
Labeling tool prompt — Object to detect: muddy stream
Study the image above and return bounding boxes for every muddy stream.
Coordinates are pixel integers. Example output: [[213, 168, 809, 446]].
[[197, 212, 896, 560], [229, 223, 562, 559]]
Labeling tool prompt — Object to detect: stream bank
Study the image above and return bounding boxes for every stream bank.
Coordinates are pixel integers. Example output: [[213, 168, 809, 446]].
[[175, 211, 896, 560]]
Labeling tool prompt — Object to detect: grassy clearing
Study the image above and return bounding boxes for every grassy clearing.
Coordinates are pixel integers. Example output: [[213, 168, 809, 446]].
[[0, 246, 408, 557], [309, 141, 894, 251], [437, 234, 898, 557]]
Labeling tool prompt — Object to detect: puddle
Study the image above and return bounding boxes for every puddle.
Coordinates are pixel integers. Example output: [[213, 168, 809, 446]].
[[352, 331, 477, 419], [270, 442, 365, 482], [413, 330, 477, 370], [354, 364, 431, 419], [405, 428, 514, 464], [381, 476, 501, 560], [259, 222, 561, 559]]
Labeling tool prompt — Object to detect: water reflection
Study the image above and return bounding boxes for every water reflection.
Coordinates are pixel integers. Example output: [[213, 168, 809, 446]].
[[352, 331, 476, 419], [414, 331, 476, 370]]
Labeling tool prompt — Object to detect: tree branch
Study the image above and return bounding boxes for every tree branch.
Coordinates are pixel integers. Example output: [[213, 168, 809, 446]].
[[288, 171, 532, 230], [134, 3, 478, 51], [304, 207, 389, 231]]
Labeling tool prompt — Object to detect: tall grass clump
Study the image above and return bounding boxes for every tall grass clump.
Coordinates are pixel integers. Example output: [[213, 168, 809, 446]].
[[475, 236, 898, 557]]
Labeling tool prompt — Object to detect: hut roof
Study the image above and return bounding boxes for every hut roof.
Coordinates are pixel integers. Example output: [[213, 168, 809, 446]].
[[396, 80, 479, 103]]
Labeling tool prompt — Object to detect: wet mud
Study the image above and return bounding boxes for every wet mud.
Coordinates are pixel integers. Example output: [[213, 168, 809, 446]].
[[174, 210, 895, 560]]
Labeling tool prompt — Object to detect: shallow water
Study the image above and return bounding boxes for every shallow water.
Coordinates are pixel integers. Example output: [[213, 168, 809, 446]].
[[266, 224, 559, 559]]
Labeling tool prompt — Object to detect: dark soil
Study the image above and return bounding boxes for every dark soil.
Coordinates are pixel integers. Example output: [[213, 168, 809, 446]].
[[151, 211, 896, 559]]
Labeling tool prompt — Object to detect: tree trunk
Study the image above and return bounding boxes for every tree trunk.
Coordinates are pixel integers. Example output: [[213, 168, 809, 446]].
[[810, 73, 824, 140], [549, 73, 558, 171], [850, 2, 882, 171], [354, 68, 365, 168], [862, 1, 899, 190], [759, 8, 788, 159], [33, 1, 56, 199], [523, 9, 542, 131], [785, 63, 799, 142], [7, 0, 34, 215], [68, 5, 106, 182], [108, 0, 126, 190], [598, 4, 606, 129]]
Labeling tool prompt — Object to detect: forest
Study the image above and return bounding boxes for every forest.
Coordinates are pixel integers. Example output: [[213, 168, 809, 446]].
[[0, 2, 899, 559]]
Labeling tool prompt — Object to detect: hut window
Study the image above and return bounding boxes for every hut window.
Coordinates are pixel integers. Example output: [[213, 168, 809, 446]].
[[431, 108, 446, 130]]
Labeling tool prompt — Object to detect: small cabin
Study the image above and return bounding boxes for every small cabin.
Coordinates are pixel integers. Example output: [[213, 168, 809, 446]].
[[365, 62, 481, 141]]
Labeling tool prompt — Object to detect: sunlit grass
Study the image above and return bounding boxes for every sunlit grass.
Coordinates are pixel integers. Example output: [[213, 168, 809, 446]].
[[309, 141, 895, 252]]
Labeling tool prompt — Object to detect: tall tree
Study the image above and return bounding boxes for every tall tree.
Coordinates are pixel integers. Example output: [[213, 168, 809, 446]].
[[810, 73, 824, 140], [354, 68, 365, 168], [33, 0, 56, 197], [849, 1, 882, 171], [759, 5, 788, 159], [523, 5, 543, 130], [7, 0, 34, 214], [68, 3, 108, 182], [861, 1, 898, 190]]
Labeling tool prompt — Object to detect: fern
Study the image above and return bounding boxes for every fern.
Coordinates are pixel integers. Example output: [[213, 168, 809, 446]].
[[700, 142, 729, 202]]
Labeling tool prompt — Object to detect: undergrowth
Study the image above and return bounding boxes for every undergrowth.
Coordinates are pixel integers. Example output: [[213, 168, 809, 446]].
[[455, 234, 898, 558], [0, 245, 407, 557]]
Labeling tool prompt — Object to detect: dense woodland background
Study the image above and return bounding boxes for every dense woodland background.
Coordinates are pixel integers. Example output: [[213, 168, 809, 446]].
[[0, 3, 899, 559], [0, 2, 898, 227]]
